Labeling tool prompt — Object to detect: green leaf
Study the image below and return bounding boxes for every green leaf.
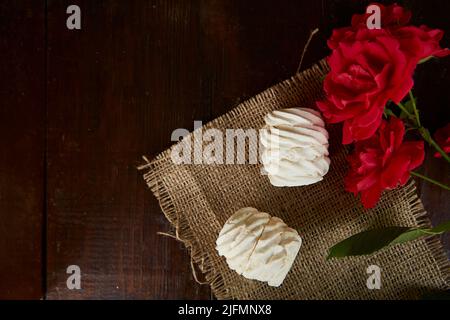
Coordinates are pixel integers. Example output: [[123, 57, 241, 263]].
[[431, 220, 450, 234], [327, 220, 450, 259], [327, 227, 410, 259], [390, 228, 434, 246]]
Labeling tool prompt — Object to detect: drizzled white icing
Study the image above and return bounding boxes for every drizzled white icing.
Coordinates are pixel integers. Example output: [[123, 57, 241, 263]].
[[216, 208, 302, 287], [260, 108, 330, 187]]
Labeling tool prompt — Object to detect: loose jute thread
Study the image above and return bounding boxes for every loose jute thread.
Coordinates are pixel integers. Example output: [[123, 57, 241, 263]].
[[296, 28, 320, 74], [157, 231, 208, 285]]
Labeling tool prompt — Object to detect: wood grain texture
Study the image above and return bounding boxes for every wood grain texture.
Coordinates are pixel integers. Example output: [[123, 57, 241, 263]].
[[0, 1, 45, 299], [46, 0, 213, 299], [0, 0, 448, 299]]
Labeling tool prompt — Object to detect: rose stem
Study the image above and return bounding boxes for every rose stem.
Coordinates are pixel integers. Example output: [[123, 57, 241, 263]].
[[409, 91, 422, 128], [418, 127, 450, 163], [411, 171, 450, 191], [396, 102, 415, 121], [397, 92, 450, 163]]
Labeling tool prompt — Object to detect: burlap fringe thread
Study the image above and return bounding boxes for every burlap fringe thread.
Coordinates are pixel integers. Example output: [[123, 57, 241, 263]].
[[403, 182, 450, 286], [139, 61, 450, 299]]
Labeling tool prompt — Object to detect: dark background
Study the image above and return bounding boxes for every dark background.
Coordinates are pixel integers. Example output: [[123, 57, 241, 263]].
[[0, 0, 449, 299]]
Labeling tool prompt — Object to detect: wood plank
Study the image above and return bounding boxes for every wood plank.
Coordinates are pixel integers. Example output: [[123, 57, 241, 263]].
[[0, 0, 45, 299]]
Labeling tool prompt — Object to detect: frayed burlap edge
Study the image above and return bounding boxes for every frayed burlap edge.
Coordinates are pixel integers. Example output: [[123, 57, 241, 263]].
[[402, 181, 450, 288], [139, 60, 450, 299]]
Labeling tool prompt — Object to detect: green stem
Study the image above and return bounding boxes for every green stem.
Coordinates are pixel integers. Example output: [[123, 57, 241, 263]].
[[409, 91, 421, 128], [396, 102, 415, 120], [396, 93, 450, 163], [411, 172, 450, 191]]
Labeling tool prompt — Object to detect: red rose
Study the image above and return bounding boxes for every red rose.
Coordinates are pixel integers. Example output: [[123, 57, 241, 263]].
[[319, 3, 450, 145], [317, 33, 416, 144], [345, 118, 425, 209], [329, 3, 450, 62], [392, 26, 450, 63], [434, 124, 450, 158]]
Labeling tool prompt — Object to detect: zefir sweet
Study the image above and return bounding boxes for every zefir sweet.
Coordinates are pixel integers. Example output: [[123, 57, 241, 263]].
[[216, 208, 302, 287], [260, 108, 330, 187]]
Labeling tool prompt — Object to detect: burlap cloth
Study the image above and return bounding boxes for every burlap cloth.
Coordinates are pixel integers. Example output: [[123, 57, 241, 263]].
[[141, 60, 450, 300]]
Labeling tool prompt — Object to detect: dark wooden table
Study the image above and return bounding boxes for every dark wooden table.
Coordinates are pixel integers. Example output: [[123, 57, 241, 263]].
[[1, 0, 449, 299]]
